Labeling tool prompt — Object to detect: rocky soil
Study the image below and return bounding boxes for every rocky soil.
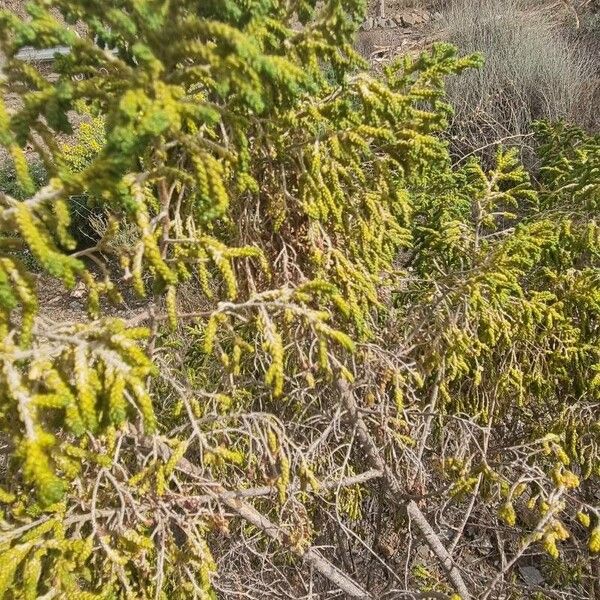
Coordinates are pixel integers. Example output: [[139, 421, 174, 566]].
[[355, 6, 439, 58]]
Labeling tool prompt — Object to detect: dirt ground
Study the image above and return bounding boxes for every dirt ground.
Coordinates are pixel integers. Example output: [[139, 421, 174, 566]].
[[0, 0, 25, 16]]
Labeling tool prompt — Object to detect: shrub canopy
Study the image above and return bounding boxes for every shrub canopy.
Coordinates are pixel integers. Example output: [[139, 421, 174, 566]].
[[0, 1, 599, 598]]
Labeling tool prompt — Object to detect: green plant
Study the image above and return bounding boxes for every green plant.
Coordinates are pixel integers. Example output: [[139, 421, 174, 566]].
[[0, 158, 47, 200], [0, 113, 105, 246], [0, 1, 599, 599], [60, 113, 107, 245]]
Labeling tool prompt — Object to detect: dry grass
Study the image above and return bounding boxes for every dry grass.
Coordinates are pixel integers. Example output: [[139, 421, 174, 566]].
[[441, 0, 597, 161]]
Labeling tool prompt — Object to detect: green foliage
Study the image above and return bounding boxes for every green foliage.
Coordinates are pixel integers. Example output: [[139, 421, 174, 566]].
[[60, 114, 107, 244], [0, 1, 598, 598], [0, 159, 47, 201], [535, 121, 600, 210]]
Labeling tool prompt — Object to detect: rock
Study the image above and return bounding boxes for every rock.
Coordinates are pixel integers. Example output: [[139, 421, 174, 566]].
[[415, 544, 431, 560], [397, 9, 431, 27], [377, 16, 397, 29], [70, 281, 87, 299], [519, 565, 544, 586], [410, 10, 425, 25], [355, 28, 406, 58], [362, 17, 375, 31], [394, 12, 408, 27], [405, 14, 420, 26], [473, 536, 494, 556]]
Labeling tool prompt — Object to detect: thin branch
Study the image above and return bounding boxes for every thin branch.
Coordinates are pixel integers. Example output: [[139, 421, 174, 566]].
[[479, 490, 565, 600], [165, 468, 384, 503], [338, 380, 472, 600], [0, 184, 64, 222], [162, 443, 372, 599]]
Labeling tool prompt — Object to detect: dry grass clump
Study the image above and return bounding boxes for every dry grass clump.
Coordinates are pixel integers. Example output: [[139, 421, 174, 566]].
[[442, 0, 597, 161]]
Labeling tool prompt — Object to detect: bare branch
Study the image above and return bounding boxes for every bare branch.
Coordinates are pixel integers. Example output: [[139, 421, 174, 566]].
[[166, 443, 373, 599], [338, 380, 472, 600]]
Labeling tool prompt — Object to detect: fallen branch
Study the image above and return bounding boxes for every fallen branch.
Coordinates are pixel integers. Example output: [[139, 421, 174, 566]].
[[385, 592, 454, 600], [166, 445, 372, 599], [338, 380, 472, 600]]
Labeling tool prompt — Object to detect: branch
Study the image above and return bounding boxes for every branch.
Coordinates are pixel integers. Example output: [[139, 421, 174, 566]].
[[166, 468, 383, 503], [0, 184, 64, 224], [479, 490, 565, 600], [385, 592, 454, 600], [163, 444, 372, 599], [338, 380, 472, 600], [406, 501, 470, 598]]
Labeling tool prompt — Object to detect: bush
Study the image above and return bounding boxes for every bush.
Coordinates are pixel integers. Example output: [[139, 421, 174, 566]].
[[60, 114, 107, 245], [0, 113, 105, 246], [0, 2, 599, 599], [442, 0, 595, 160], [0, 158, 47, 200]]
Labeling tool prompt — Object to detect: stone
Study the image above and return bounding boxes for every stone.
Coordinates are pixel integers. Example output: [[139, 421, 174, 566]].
[[410, 11, 425, 25], [70, 281, 87, 299], [394, 12, 408, 27], [518, 565, 544, 586], [396, 9, 431, 27], [415, 544, 431, 560], [354, 28, 406, 58], [384, 17, 397, 29], [362, 17, 375, 31]]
